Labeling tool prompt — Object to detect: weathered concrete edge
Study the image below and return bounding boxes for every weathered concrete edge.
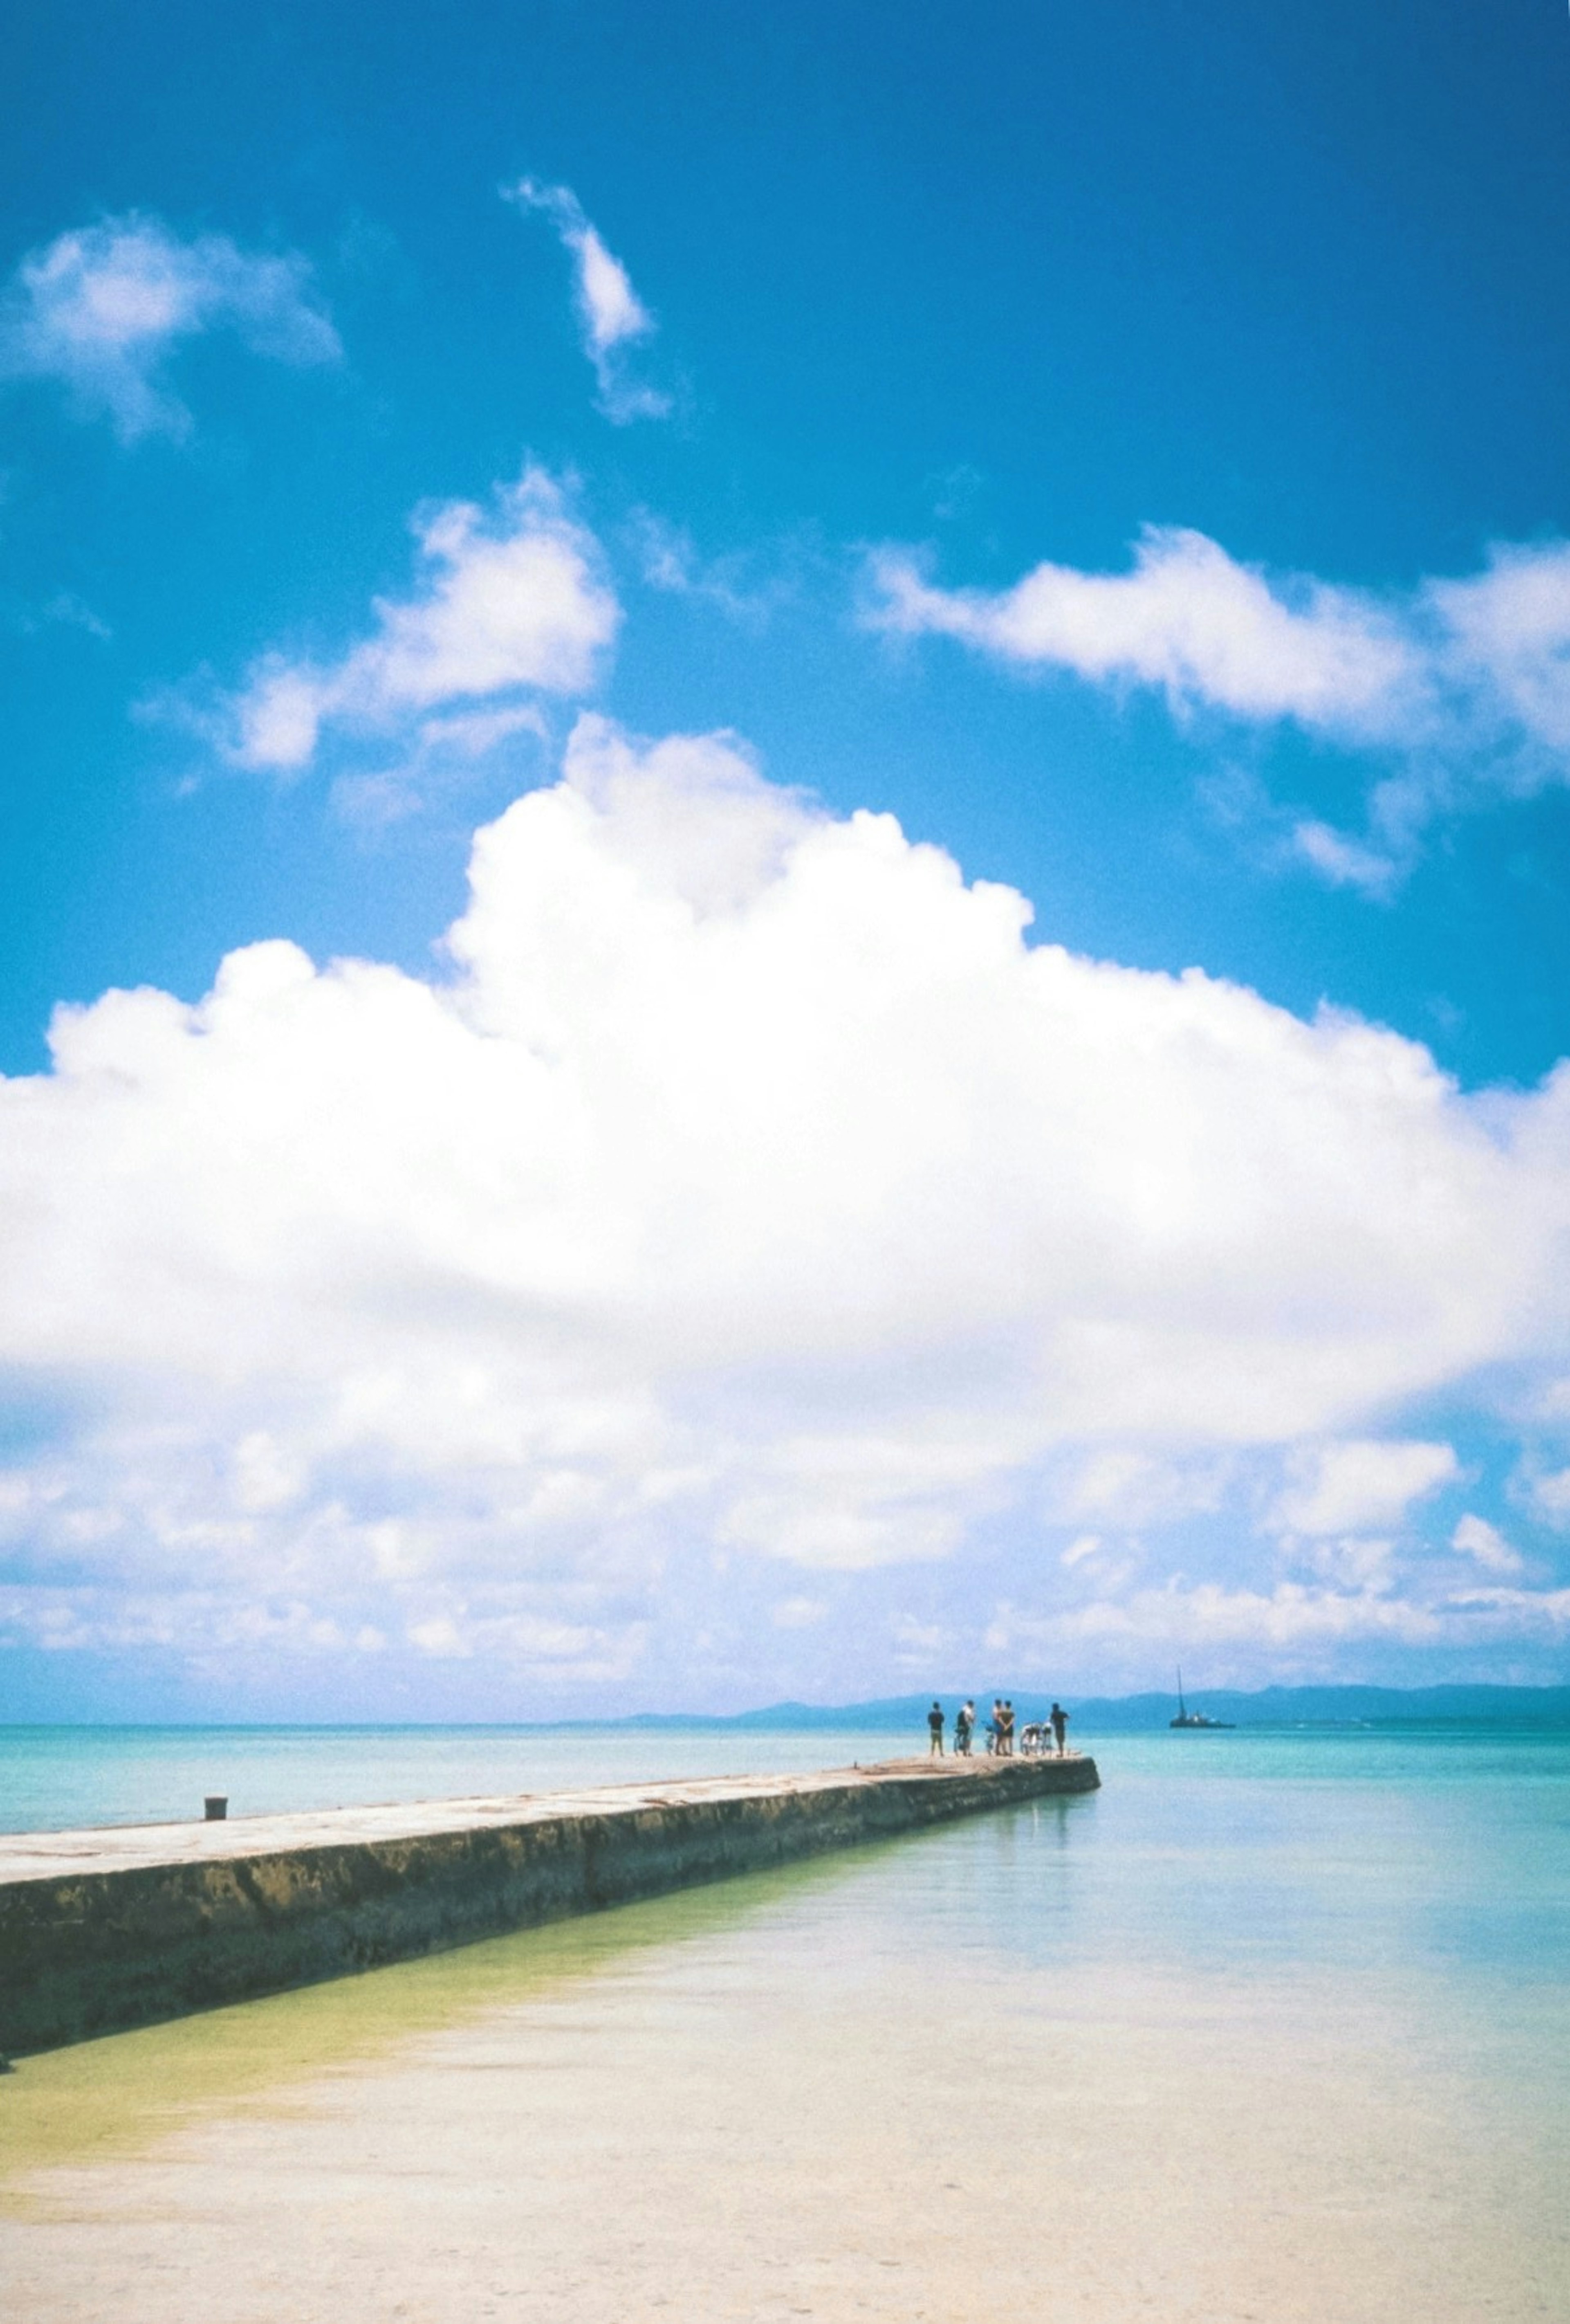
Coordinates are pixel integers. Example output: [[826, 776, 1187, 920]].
[[0, 1757, 1097, 2057]]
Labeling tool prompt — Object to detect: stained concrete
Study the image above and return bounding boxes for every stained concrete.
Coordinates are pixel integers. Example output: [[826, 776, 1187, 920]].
[[0, 1753, 1096, 2057]]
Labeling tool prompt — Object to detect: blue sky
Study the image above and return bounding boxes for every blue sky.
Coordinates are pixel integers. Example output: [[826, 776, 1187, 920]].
[[3, 2, 1570, 1719]]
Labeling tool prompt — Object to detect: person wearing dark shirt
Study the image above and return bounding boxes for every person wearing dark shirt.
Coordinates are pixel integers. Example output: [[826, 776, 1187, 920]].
[[1050, 1701, 1069, 1756], [927, 1700, 945, 1756]]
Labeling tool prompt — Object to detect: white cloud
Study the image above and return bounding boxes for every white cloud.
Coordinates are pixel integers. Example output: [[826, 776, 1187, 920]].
[[866, 526, 1421, 737], [328, 707, 551, 831], [0, 213, 340, 442], [1451, 1514, 1524, 1576], [1059, 1576, 1570, 1653], [1052, 1448, 1229, 1531], [2, 722, 1569, 1690], [989, 1569, 1570, 1686], [30, 591, 114, 642], [1054, 1579, 1450, 1650], [223, 469, 619, 772], [893, 1615, 949, 1660], [408, 1615, 470, 1659], [1297, 1536, 1398, 1592], [1271, 1440, 1462, 1537], [1528, 1466, 1570, 1527], [1060, 1534, 1102, 1569], [771, 1595, 827, 1630], [328, 702, 554, 829], [866, 525, 1570, 883], [1289, 820, 1400, 900], [418, 704, 550, 760], [505, 179, 670, 423], [628, 511, 785, 625], [1428, 543, 1570, 755]]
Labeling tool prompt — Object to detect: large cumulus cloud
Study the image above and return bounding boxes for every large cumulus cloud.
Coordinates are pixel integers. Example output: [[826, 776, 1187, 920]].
[[3, 715, 1570, 1701]]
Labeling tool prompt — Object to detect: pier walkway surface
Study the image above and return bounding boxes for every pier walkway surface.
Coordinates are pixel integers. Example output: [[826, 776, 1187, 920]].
[[0, 1752, 1098, 2056]]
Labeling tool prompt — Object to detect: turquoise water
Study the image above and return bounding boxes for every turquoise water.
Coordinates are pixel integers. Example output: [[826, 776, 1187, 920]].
[[2, 1722, 1566, 2317], [4, 1719, 1565, 2014], [0, 1721, 919, 1832]]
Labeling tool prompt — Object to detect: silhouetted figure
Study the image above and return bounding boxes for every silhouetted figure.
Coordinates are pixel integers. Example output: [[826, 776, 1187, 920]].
[[1000, 1699, 1016, 1756], [1050, 1701, 1069, 1756], [928, 1700, 945, 1756]]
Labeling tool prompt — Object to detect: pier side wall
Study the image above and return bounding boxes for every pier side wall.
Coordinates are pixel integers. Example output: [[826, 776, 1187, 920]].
[[0, 1758, 1097, 2057]]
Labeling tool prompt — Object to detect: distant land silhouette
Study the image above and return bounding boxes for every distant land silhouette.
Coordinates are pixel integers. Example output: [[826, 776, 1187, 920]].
[[12, 1685, 1568, 1733], [612, 1684, 1570, 1732]]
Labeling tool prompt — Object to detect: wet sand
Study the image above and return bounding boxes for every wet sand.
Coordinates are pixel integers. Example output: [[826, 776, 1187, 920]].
[[2, 1828, 1563, 2324]]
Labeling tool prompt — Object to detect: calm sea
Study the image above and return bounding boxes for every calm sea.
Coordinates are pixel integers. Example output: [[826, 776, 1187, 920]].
[[3, 1720, 1566, 2319]]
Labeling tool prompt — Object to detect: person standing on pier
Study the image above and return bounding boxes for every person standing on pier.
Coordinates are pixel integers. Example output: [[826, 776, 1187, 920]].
[[1050, 1701, 1069, 1756], [927, 1700, 945, 1756], [954, 1700, 974, 1755]]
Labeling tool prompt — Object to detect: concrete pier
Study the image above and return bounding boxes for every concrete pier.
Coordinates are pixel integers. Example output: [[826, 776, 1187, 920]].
[[0, 1753, 1097, 2057]]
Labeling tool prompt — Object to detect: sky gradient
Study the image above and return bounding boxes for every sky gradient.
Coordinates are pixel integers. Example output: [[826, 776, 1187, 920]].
[[2, 2, 1570, 1719]]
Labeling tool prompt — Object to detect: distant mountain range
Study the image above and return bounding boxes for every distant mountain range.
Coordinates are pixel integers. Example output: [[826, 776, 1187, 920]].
[[618, 1684, 1570, 1732], [22, 1684, 1566, 1736]]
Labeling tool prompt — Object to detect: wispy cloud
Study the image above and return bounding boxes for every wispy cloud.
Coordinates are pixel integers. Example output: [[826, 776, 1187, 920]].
[[11, 589, 114, 642], [627, 510, 792, 626], [505, 179, 670, 422], [212, 469, 618, 774], [866, 526, 1422, 738], [1288, 819, 1403, 900], [866, 526, 1570, 888], [0, 213, 341, 442], [1269, 1439, 1462, 1538], [1431, 543, 1570, 754], [1045, 1576, 1570, 1655], [1451, 1513, 1524, 1575]]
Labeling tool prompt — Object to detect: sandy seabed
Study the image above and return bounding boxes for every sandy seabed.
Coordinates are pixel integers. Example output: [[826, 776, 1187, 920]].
[[1, 1839, 1564, 2323]]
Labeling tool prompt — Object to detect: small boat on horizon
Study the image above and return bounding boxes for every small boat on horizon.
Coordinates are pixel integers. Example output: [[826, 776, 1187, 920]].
[[1170, 1668, 1234, 1729]]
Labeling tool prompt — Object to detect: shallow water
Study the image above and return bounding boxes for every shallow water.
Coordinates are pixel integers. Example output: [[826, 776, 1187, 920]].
[[0, 1720, 916, 1832], [2, 1724, 1566, 2320]]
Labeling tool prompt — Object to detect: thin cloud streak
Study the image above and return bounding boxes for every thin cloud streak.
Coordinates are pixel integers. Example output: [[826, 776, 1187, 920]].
[[0, 212, 340, 442], [505, 178, 671, 422], [867, 525, 1422, 737]]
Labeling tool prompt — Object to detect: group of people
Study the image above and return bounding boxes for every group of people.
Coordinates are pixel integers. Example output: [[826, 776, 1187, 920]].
[[926, 1698, 1071, 1757]]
